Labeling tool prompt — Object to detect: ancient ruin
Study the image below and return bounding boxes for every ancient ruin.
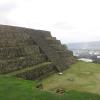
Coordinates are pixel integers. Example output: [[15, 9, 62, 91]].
[[0, 25, 75, 80]]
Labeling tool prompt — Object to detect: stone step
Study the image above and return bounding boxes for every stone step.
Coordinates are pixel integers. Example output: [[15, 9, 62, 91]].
[[5, 62, 52, 76], [0, 54, 47, 74], [0, 45, 40, 58]]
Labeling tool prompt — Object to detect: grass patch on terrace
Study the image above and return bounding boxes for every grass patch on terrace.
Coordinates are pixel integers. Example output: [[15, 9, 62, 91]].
[[42, 61, 100, 94], [5, 62, 51, 76]]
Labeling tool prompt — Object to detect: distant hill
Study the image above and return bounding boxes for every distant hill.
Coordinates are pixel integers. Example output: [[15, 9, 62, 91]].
[[67, 41, 100, 50]]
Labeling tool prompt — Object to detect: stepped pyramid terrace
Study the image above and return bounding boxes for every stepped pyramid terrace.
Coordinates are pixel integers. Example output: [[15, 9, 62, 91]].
[[0, 25, 75, 80]]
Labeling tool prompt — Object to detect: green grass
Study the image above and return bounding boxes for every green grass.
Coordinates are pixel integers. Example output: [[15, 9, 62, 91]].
[[42, 61, 100, 94], [0, 75, 100, 100]]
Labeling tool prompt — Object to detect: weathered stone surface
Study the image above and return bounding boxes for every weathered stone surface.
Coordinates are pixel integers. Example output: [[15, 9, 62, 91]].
[[15, 62, 55, 80], [0, 25, 75, 79]]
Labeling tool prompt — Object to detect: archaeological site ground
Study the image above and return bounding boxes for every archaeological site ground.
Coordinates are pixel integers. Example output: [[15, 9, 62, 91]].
[[0, 25, 100, 100]]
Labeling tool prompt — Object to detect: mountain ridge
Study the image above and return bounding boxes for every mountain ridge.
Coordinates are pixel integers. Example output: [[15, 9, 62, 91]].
[[67, 41, 100, 50]]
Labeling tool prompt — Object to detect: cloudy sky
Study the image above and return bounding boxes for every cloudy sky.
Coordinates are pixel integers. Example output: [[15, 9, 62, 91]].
[[0, 0, 100, 43]]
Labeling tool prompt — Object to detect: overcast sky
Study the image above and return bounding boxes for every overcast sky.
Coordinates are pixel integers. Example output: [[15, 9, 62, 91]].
[[0, 0, 100, 43]]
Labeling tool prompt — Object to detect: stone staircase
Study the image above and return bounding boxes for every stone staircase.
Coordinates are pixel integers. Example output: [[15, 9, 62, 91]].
[[29, 31, 69, 72]]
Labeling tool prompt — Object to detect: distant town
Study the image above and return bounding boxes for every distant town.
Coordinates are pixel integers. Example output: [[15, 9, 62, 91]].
[[67, 41, 100, 63], [72, 49, 100, 63]]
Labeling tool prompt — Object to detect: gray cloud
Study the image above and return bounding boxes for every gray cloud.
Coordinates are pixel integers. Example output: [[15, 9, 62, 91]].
[[0, 1, 16, 13], [53, 22, 75, 30], [0, 1, 16, 25]]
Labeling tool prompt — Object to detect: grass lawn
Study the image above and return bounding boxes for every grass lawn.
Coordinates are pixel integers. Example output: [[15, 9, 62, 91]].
[[42, 61, 100, 94], [0, 75, 100, 100]]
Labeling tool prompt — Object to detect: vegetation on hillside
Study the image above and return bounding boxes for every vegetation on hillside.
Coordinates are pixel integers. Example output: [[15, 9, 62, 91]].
[[0, 75, 100, 100], [42, 61, 100, 94]]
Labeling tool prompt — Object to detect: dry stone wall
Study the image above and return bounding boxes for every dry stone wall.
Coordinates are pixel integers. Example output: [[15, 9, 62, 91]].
[[15, 62, 55, 80]]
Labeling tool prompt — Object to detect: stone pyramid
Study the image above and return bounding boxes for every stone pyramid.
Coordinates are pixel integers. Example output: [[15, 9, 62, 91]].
[[0, 25, 75, 80]]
